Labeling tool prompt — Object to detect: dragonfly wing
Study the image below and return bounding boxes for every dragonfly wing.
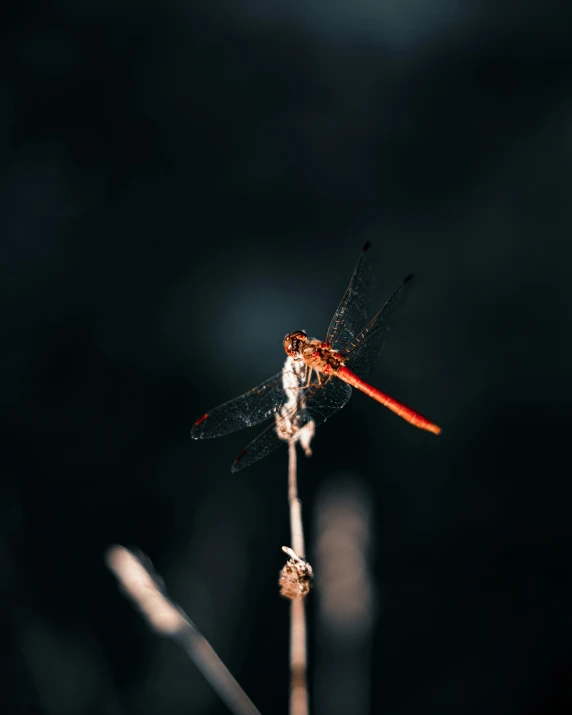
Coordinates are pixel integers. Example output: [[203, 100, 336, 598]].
[[305, 374, 352, 425], [340, 274, 413, 380], [191, 370, 289, 439], [326, 242, 375, 352], [231, 377, 352, 472]]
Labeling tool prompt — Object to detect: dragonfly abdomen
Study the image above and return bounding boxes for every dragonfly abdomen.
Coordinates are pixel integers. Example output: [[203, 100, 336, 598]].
[[336, 366, 441, 435]]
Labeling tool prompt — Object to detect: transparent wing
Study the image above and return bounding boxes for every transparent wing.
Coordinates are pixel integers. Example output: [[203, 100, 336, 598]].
[[326, 242, 375, 352], [340, 274, 413, 380], [191, 370, 289, 439], [231, 377, 352, 473]]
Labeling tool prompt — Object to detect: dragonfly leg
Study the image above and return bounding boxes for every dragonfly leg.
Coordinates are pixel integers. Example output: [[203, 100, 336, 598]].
[[313, 369, 324, 387]]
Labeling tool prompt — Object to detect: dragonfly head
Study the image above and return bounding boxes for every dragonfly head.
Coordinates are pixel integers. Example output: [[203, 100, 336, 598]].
[[283, 330, 308, 358]]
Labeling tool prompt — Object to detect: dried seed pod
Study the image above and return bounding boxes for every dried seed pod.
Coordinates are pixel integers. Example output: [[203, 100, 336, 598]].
[[279, 547, 314, 599]]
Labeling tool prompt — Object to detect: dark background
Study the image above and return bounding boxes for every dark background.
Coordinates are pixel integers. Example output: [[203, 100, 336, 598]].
[[3, 1, 572, 713]]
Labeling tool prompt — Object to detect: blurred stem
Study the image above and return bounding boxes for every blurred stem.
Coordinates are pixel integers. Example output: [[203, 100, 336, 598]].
[[106, 545, 261, 715], [288, 440, 309, 715], [174, 624, 262, 715]]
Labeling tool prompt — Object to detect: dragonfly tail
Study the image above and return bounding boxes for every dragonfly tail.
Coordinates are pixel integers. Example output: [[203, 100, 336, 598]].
[[337, 366, 441, 435]]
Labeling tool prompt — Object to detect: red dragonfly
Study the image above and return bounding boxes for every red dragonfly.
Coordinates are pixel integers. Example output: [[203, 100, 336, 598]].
[[192, 243, 441, 472]]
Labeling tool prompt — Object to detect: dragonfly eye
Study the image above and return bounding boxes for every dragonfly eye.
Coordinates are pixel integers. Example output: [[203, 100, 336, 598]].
[[283, 332, 305, 356]]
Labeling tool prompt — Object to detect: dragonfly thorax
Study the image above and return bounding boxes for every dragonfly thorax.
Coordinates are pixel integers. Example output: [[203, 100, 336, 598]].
[[301, 339, 345, 373]]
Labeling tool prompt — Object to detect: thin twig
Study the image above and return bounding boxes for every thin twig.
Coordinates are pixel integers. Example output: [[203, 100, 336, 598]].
[[275, 357, 314, 713], [287, 440, 309, 715], [105, 545, 261, 715], [288, 440, 305, 557]]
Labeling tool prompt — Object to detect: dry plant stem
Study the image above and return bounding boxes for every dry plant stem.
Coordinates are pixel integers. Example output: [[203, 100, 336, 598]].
[[288, 440, 305, 556], [174, 626, 260, 715], [106, 545, 261, 715], [288, 439, 309, 715]]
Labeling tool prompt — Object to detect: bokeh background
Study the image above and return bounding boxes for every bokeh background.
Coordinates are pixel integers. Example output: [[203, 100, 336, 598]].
[[3, 1, 572, 713]]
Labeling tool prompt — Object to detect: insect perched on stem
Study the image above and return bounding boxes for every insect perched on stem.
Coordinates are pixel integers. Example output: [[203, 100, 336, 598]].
[[192, 242, 441, 472]]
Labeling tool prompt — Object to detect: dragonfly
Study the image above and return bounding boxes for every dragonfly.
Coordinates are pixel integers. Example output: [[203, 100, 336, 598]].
[[192, 242, 441, 472]]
